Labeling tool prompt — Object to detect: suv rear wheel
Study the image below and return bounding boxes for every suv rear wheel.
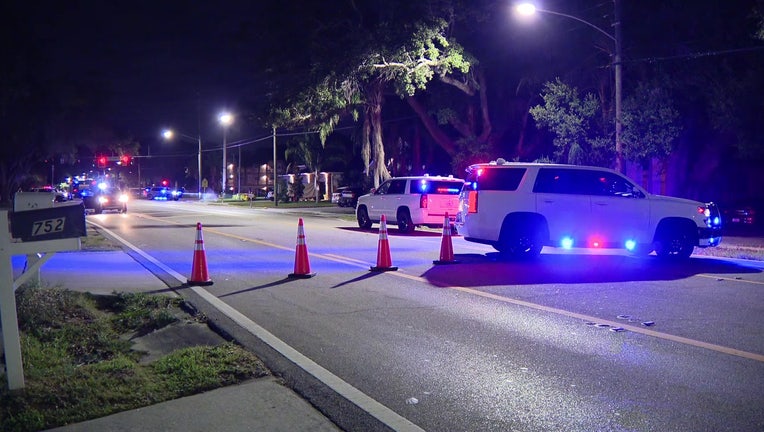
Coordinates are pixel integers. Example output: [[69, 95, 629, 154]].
[[397, 208, 415, 233], [357, 206, 372, 229], [497, 218, 544, 259]]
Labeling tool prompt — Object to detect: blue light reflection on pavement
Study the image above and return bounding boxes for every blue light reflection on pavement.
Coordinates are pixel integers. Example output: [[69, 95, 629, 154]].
[[10, 251, 161, 294]]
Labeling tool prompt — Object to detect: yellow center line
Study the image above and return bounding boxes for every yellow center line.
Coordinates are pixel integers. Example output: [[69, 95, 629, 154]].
[[134, 212, 764, 363]]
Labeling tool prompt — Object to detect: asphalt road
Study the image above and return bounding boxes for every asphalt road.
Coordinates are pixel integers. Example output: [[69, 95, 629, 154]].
[[90, 199, 764, 432]]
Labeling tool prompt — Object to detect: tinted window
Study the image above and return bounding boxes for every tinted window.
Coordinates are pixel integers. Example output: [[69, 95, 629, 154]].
[[534, 168, 597, 195], [375, 181, 391, 195], [467, 168, 526, 191], [409, 180, 462, 194], [591, 172, 644, 198], [533, 167, 642, 197], [386, 179, 407, 194]]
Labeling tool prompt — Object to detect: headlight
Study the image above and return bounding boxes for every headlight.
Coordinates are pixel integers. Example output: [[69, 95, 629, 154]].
[[98, 196, 108, 204], [119, 194, 128, 203]]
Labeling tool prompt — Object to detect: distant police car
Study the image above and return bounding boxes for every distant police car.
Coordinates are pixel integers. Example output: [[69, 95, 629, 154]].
[[144, 186, 182, 201], [356, 175, 464, 233], [455, 159, 723, 259]]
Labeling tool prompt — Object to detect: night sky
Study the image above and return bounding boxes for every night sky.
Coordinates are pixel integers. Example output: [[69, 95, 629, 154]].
[[6, 0, 763, 172], [11, 1, 267, 147]]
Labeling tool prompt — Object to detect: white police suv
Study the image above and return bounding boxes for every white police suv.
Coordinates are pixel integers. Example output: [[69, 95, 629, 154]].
[[356, 175, 464, 233], [455, 159, 722, 258]]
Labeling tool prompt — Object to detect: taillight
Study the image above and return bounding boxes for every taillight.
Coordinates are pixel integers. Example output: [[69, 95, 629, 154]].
[[420, 194, 428, 208], [468, 191, 478, 213]]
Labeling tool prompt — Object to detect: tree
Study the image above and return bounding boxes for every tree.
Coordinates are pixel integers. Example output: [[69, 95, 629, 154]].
[[266, 2, 488, 187], [284, 132, 327, 201], [621, 81, 681, 192], [369, 19, 497, 173], [0, 2, 49, 204], [528, 78, 609, 165]]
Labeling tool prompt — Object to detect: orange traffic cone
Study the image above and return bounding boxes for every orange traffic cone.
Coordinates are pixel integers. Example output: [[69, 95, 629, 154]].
[[370, 214, 398, 272], [188, 222, 213, 286], [433, 212, 458, 265], [289, 218, 316, 278]]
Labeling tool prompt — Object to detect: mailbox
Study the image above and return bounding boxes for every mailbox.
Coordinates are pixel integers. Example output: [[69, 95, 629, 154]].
[[9, 202, 86, 242]]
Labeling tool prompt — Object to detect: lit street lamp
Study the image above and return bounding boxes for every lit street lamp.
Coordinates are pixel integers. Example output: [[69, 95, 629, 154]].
[[218, 112, 234, 196], [516, 2, 624, 173], [162, 129, 203, 199]]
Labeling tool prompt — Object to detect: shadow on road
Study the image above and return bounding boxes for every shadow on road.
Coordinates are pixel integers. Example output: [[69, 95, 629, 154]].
[[421, 253, 761, 287], [330, 271, 388, 289], [218, 277, 294, 297]]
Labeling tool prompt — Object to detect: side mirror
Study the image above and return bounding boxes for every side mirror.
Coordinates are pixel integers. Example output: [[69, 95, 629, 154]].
[[370, 188, 377, 194]]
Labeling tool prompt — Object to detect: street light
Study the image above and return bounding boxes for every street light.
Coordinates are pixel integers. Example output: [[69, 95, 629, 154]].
[[515, 2, 623, 173], [162, 129, 203, 199], [218, 112, 234, 196]]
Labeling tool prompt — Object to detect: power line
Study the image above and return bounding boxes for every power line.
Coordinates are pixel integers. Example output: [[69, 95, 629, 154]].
[[628, 45, 764, 64]]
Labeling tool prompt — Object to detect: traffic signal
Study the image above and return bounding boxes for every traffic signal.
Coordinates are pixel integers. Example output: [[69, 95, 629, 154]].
[[97, 156, 108, 168], [161, 179, 169, 186], [120, 155, 131, 165]]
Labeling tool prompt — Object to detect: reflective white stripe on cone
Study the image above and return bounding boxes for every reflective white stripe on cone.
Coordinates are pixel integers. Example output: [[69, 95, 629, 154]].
[[289, 217, 316, 278], [370, 214, 398, 272], [433, 212, 458, 265], [188, 222, 213, 286]]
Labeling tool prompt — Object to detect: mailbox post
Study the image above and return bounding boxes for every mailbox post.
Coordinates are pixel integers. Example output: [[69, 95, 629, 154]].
[[0, 196, 85, 390]]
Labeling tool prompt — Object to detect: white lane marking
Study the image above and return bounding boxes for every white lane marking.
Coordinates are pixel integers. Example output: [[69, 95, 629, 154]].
[[87, 219, 425, 432]]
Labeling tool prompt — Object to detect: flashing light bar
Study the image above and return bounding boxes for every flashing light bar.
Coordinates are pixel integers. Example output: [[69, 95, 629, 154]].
[[436, 187, 461, 193]]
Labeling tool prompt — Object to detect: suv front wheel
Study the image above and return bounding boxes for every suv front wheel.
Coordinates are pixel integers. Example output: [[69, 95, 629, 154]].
[[357, 206, 372, 229], [655, 223, 695, 259]]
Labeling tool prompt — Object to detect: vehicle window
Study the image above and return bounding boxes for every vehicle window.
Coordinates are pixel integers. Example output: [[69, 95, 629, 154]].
[[386, 179, 407, 194], [409, 180, 462, 194], [469, 168, 526, 191], [533, 168, 594, 195], [593, 172, 644, 198], [375, 181, 391, 195]]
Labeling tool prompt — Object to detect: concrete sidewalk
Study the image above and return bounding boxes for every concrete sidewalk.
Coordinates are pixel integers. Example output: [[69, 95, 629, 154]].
[[10, 251, 340, 432], [46, 377, 339, 432]]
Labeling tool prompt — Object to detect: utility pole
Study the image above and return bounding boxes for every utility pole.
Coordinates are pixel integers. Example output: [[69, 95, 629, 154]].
[[614, 0, 624, 173], [273, 126, 278, 207]]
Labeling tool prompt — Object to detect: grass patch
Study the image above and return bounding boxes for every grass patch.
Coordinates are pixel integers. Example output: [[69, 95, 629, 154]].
[[0, 287, 269, 432], [693, 245, 764, 261], [692, 234, 764, 261], [80, 224, 121, 251]]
